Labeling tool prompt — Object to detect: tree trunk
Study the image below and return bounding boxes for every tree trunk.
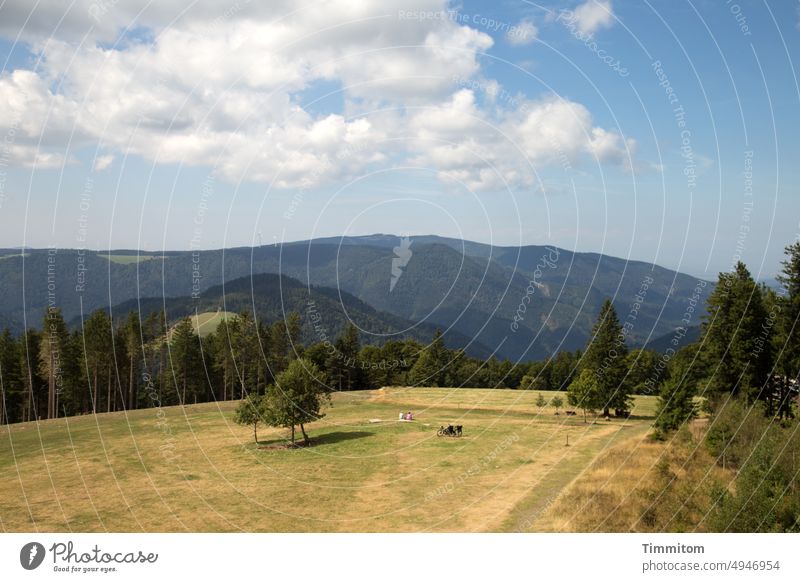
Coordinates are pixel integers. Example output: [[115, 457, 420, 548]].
[[300, 423, 309, 444], [24, 379, 31, 422], [107, 367, 112, 413], [129, 355, 135, 410], [47, 351, 55, 420], [92, 369, 98, 413], [81, 375, 88, 414], [254, 423, 258, 443], [290, 424, 295, 444]]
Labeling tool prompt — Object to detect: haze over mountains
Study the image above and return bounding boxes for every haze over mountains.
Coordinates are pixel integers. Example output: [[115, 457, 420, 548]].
[[0, 235, 712, 361]]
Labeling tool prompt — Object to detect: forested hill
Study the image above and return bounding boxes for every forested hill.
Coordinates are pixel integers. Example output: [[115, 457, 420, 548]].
[[95, 273, 491, 357], [0, 236, 712, 361]]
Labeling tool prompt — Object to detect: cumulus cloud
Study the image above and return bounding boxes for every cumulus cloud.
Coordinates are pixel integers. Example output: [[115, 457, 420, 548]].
[[507, 18, 538, 46], [92, 154, 114, 171], [0, 0, 635, 190], [567, 1, 615, 36], [406, 90, 634, 191]]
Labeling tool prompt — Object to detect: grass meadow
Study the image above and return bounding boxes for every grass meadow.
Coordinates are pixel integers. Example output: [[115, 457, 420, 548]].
[[0, 387, 661, 532]]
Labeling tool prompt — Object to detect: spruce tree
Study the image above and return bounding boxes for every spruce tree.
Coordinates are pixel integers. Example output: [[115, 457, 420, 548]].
[[0, 330, 23, 423], [409, 330, 448, 386], [774, 242, 800, 418], [123, 311, 142, 410], [701, 262, 771, 403], [654, 344, 701, 432], [581, 299, 630, 416], [168, 318, 205, 404], [38, 308, 69, 419], [83, 309, 113, 413]]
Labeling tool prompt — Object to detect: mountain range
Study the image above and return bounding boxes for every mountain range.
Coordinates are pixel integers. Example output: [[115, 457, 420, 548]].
[[0, 235, 713, 361]]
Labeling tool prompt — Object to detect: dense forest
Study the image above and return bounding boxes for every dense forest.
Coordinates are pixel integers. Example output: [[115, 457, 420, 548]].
[[0, 296, 665, 425]]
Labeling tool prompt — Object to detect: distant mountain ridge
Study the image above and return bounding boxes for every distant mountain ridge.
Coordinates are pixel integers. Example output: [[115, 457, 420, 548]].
[[94, 273, 492, 357], [0, 235, 713, 361]]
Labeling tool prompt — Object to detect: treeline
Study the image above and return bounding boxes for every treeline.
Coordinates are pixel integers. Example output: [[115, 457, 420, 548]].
[[0, 310, 305, 424], [0, 293, 671, 425], [0, 306, 533, 425], [644, 242, 800, 532]]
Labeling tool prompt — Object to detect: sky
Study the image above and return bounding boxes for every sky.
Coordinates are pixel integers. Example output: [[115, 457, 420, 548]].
[[0, 0, 798, 279]]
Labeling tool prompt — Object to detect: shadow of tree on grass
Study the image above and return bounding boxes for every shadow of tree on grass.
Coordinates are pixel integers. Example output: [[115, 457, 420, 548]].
[[256, 430, 374, 449]]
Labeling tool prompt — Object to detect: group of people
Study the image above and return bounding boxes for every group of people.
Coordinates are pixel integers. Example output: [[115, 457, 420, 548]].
[[399, 411, 414, 421]]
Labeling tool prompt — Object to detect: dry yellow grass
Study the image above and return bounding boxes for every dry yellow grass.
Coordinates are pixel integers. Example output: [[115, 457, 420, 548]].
[[0, 388, 658, 532], [534, 419, 731, 532]]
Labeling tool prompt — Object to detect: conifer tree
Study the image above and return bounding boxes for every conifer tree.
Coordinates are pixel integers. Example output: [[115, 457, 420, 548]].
[[581, 300, 631, 417], [38, 308, 69, 419], [701, 262, 771, 403], [409, 329, 448, 387], [773, 242, 800, 418], [654, 344, 701, 432]]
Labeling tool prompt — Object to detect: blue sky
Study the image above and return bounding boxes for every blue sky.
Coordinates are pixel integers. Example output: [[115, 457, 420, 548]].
[[0, 0, 798, 279]]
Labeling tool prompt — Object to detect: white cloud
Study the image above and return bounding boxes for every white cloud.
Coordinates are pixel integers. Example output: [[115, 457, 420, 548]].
[[406, 91, 634, 191], [93, 154, 114, 171], [507, 19, 538, 46], [567, 1, 615, 36], [0, 0, 635, 190]]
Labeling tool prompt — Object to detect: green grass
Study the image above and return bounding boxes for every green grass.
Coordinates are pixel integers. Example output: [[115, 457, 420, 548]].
[[191, 311, 237, 338], [0, 387, 658, 532], [0, 252, 28, 260], [97, 254, 159, 264]]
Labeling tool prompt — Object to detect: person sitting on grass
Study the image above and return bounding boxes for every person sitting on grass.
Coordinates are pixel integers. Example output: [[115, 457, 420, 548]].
[[399, 411, 405, 421], [405, 411, 413, 421]]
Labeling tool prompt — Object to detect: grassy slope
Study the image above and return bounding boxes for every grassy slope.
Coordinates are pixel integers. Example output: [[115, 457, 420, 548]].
[[191, 310, 236, 337], [0, 388, 657, 532], [533, 418, 728, 532], [97, 254, 158, 264]]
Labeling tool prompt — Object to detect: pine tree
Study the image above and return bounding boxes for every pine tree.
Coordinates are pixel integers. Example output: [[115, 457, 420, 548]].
[[213, 317, 239, 400], [59, 330, 84, 417], [409, 330, 448, 387], [168, 318, 205, 404], [123, 311, 142, 410], [329, 323, 362, 391], [285, 312, 303, 361], [701, 262, 771, 403], [654, 344, 701, 432], [625, 348, 661, 395], [773, 242, 800, 418], [83, 309, 113, 413], [38, 308, 69, 419], [581, 300, 630, 416], [19, 328, 43, 422], [269, 318, 288, 376], [0, 330, 23, 423], [232, 312, 260, 396]]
